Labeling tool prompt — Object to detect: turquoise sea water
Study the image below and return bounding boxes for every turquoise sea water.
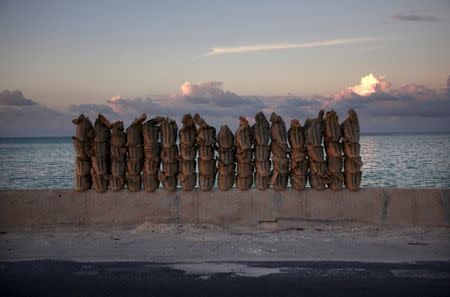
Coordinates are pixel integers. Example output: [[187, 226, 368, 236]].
[[0, 134, 449, 189]]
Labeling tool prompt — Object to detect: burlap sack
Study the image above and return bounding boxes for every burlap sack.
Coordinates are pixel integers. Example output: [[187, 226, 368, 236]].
[[217, 125, 234, 150], [142, 173, 160, 192], [161, 146, 179, 163], [143, 159, 161, 175], [288, 119, 305, 150], [270, 172, 288, 191], [304, 110, 324, 146], [75, 173, 91, 192], [109, 175, 125, 192], [126, 172, 142, 191], [325, 142, 343, 158], [111, 121, 126, 147], [94, 114, 111, 143], [306, 144, 324, 162], [162, 161, 179, 177], [218, 162, 235, 176], [254, 145, 270, 162], [160, 118, 178, 149], [143, 117, 163, 146], [344, 157, 363, 174], [194, 114, 216, 146], [272, 156, 289, 174], [91, 156, 109, 175], [158, 172, 177, 192], [309, 159, 326, 176], [218, 174, 234, 191], [344, 172, 362, 191], [198, 159, 217, 176], [72, 114, 93, 142], [179, 114, 197, 147], [255, 160, 271, 177], [237, 161, 254, 178], [179, 172, 197, 192], [126, 114, 146, 146], [198, 174, 216, 192], [143, 142, 161, 160], [111, 146, 126, 161], [270, 112, 288, 146], [309, 173, 328, 190], [253, 112, 270, 146], [343, 142, 360, 159], [218, 149, 234, 165], [324, 110, 341, 143], [198, 145, 215, 161], [179, 160, 196, 175], [73, 137, 92, 160], [327, 173, 344, 192], [341, 109, 360, 144], [93, 141, 109, 158], [254, 173, 271, 191], [271, 141, 290, 158], [236, 175, 253, 191], [179, 144, 197, 161], [91, 170, 109, 193], [290, 173, 307, 191], [75, 157, 91, 176], [128, 145, 144, 160], [235, 117, 253, 151], [111, 159, 126, 176], [290, 148, 307, 162], [126, 158, 143, 176], [236, 149, 253, 163], [290, 160, 308, 176], [326, 156, 343, 174]]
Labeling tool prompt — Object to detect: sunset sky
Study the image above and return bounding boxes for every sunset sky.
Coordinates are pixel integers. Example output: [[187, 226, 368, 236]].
[[0, 0, 449, 136]]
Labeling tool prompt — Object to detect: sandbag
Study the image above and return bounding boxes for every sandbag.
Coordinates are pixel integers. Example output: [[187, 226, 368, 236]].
[[341, 109, 360, 144], [111, 159, 126, 176], [126, 158, 144, 176], [198, 145, 215, 161], [290, 148, 307, 162], [218, 149, 234, 165], [143, 142, 161, 160], [158, 172, 177, 192], [326, 142, 343, 158], [217, 125, 234, 150], [326, 157, 342, 174], [143, 116, 163, 146], [111, 146, 126, 161], [270, 112, 288, 146], [91, 156, 109, 175], [179, 114, 197, 147], [328, 173, 344, 192], [309, 173, 328, 190], [237, 161, 254, 178], [343, 142, 360, 159], [344, 172, 362, 191], [236, 149, 253, 163], [75, 158, 91, 176], [306, 144, 324, 162], [236, 175, 253, 191], [125, 172, 142, 191], [162, 161, 179, 177], [93, 141, 109, 157], [290, 160, 308, 176], [309, 159, 326, 176], [142, 173, 160, 192], [290, 173, 307, 191], [198, 159, 217, 176], [91, 169, 109, 193], [255, 160, 271, 177], [126, 114, 146, 146], [253, 112, 270, 146], [304, 110, 324, 146], [109, 175, 125, 192], [111, 121, 127, 147], [218, 174, 235, 191], [198, 174, 216, 192], [179, 160, 196, 175], [94, 114, 111, 143], [73, 137, 92, 160], [159, 117, 178, 148], [143, 159, 161, 175], [179, 144, 197, 161], [218, 162, 235, 176], [254, 173, 271, 191], [161, 146, 179, 163], [272, 157, 289, 174], [194, 114, 216, 146], [344, 157, 363, 174], [75, 173, 91, 192], [270, 172, 288, 191], [288, 119, 305, 149], [324, 110, 341, 143], [271, 141, 290, 158], [179, 173, 197, 192], [235, 117, 253, 151], [72, 114, 94, 143], [254, 145, 270, 162]]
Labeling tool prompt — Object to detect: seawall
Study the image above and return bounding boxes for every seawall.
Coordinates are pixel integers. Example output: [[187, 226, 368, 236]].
[[0, 188, 449, 230]]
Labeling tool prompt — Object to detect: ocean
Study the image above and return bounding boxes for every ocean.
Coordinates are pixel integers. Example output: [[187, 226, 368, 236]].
[[0, 134, 449, 189]]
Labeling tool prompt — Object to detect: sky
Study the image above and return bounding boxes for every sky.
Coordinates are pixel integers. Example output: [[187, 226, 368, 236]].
[[0, 0, 449, 136]]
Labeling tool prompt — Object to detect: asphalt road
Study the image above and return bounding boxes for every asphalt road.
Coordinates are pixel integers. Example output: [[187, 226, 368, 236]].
[[1, 261, 449, 297]]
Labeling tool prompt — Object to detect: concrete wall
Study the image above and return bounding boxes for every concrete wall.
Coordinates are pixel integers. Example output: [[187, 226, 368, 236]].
[[0, 189, 449, 229]]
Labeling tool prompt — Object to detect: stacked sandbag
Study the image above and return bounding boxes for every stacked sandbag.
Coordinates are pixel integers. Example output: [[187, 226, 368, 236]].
[[217, 125, 235, 191], [72, 114, 94, 191], [109, 120, 127, 192], [91, 114, 111, 193], [235, 117, 254, 190], [142, 116, 164, 192], [270, 113, 289, 191], [194, 114, 217, 191], [178, 114, 197, 191], [288, 119, 308, 190], [126, 114, 147, 192], [341, 109, 363, 191], [304, 110, 328, 190], [158, 117, 179, 192], [253, 112, 271, 190], [324, 110, 344, 191]]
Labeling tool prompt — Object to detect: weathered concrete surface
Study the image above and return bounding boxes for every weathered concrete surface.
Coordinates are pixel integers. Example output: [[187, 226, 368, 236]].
[[0, 188, 449, 229]]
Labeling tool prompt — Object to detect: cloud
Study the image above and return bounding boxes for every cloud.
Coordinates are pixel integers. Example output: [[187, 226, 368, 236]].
[[392, 13, 441, 22], [0, 90, 36, 106], [207, 37, 374, 56]]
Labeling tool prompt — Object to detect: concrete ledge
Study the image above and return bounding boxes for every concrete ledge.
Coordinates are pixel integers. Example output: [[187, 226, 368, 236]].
[[0, 189, 449, 229]]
